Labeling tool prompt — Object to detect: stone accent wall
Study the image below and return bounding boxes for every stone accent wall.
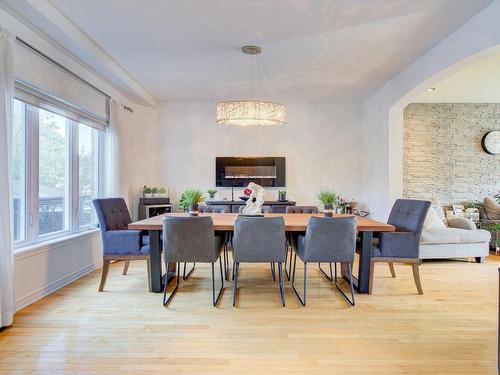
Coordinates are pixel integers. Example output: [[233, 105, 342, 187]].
[[403, 103, 500, 205]]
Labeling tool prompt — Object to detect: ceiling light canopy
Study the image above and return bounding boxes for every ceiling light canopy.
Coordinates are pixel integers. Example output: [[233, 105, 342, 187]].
[[216, 46, 286, 127]]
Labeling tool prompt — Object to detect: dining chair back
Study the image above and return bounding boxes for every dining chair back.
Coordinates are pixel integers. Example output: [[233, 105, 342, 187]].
[[162, 216, 224, 306]]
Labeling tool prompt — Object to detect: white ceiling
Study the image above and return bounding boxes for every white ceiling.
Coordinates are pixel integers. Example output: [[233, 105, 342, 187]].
[[31, 0, 493, 101], [416, 52, 500, 103]]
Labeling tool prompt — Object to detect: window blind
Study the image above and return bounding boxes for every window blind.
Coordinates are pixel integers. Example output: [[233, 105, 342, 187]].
[[13, 38, 110, 129]]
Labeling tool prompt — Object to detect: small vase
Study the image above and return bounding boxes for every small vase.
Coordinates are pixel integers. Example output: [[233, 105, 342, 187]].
[[323, 204, 334, 217], [189, 203, 199, 216], [209, 194, 215, 200]]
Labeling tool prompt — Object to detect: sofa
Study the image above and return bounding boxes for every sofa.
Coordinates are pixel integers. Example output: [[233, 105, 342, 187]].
[[418, 200, 491, 262]]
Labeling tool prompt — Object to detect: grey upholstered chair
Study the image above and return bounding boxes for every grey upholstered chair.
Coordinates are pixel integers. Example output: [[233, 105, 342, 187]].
[[93, 198, 151, 292], [369, 199, 430, 295], [284, 206, 319, 279], [232, 216, 287, 307], [199, 205, 229, 213], [291, 216, 356, 306], [162, 216, 224, 307], [286, 206, 319, 214], [238, 205, 272, 214]]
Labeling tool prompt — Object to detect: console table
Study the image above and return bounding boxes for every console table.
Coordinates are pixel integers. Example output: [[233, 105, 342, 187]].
[[206, 200, 296, 213]]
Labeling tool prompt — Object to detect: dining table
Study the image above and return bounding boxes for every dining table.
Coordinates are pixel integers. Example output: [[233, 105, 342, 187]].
[[128, 212, 395, 294]]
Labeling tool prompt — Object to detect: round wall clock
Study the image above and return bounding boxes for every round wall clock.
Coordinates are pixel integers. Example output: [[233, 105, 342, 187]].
[[481, 130, 500, 155]]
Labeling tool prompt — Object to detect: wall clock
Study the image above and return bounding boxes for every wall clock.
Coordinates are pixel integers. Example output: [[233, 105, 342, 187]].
[[481, 130, 500, 155]]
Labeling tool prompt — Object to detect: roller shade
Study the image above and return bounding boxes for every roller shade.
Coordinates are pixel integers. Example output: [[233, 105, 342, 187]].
[[13, 38, 110, 128]]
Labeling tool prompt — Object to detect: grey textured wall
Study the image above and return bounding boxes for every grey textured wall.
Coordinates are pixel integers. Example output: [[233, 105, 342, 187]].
[[403, 103, 500, 205]]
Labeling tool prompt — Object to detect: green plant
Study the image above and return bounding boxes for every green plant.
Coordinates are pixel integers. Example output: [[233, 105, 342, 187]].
[[179, 189, 205, 212], [152, 187, 158, 194], [317, 190, 337, 207], [207, 188, 217, 195], [144, 187, 152, 195], [278, 190, 286, 194], [485, 223, 500, 233], [467, 201, 478, 209], [159, 187, 167, 194]]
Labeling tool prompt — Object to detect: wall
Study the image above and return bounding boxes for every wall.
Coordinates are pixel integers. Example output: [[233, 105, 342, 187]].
[[0, 7, 159, 312], [362, 0, 500, 220], [157, 101, 362, 208], [403, 103, 500, 204]]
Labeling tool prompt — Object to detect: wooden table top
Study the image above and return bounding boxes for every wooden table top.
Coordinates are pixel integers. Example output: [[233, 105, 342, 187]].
[[128, 213, 395, 232]]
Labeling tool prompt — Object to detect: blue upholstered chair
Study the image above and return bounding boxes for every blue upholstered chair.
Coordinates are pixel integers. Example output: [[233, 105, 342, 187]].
[[199, 205, 229, 213], [369, 199, 431, 295], [232, 216, 287, 307], [93, 198, 151, 292], [162, 216, 225, 307], [291, 216, 357, 306]]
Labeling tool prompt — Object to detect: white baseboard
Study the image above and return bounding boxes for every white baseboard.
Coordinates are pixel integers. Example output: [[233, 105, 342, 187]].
[[15, 259, 103, 312]]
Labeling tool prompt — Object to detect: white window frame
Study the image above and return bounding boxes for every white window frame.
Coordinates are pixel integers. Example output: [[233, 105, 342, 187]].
[[12, 97, 105, 250]]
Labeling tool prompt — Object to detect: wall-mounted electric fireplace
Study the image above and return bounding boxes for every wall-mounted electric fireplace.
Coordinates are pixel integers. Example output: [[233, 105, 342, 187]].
[[216, 157, 286, 187]]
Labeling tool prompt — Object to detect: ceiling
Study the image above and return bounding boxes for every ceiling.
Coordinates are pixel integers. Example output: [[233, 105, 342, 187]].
[[22, 0, 494, 102], [416, 52, 500, 103]]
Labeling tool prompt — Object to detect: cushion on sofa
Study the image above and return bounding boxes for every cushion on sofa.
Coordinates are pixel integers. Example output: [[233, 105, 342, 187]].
[[423, 207, 447, 229], [484, 197, 500, 220], [430, 194, 447, 222], [421, 228, 490, 245]]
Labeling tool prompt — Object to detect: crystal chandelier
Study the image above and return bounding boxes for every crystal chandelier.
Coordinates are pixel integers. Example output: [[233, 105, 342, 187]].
[[216, 46, 286, 126]]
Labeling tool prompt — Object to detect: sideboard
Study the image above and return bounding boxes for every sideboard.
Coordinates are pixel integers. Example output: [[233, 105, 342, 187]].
[[206, 200, 296, 213]]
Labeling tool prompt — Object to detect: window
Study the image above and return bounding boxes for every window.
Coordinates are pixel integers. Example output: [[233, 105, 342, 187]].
[[38, 108, 70, 236], [78, 124, 99, 228], [12, 100, 26, 242], [11, 98, 104, 247]]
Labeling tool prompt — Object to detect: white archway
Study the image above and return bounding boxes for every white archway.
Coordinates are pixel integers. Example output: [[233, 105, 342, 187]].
[[362, 0, 500, 220]]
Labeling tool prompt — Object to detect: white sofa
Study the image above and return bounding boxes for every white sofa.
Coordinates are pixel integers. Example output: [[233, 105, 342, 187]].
[[419, 216, 491, 261]]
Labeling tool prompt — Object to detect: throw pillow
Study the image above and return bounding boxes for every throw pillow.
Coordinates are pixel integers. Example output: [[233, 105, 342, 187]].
[[484, 197, 500, 220], [423, 207, 447, 230]]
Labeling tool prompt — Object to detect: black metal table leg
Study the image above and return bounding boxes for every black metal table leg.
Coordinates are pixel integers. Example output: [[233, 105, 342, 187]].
[[149, 229, 176, 293], [342, 230, 373, 294]]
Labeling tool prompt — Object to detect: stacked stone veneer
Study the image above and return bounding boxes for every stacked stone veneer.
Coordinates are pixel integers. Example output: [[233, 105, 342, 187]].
[[403, 103, 500, 205]]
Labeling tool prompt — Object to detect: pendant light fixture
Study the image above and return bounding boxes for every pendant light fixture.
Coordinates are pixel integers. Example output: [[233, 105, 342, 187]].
[[216, 45, 286, 126]]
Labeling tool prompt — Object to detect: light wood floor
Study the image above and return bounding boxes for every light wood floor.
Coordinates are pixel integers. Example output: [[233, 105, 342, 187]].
[[1, 255, 498, 374]]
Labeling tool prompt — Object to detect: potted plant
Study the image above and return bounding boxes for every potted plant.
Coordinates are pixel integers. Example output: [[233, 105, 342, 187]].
[[151, 187, 159, 197], [485, 223, 500, 254], [143, 187, 152, 198], [207, 188, 217, 200], [278, 190, 287, 202], [317, 190, 337, 217], [179, 188, 205, 215], [158, 187, 168, 198]]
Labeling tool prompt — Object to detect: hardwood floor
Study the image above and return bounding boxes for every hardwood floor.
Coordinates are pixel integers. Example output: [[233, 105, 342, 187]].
[[1, 255, 498, 374]]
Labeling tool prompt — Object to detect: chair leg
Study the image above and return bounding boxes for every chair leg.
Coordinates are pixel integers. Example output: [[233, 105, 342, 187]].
[[291, 255, 307, 306], [388, 262, 396, 278], [334, 262, 355, 306], [319, 262, 333, 281], [163, 262, 180, 307], [146, 259, 152, 292], [271, 262, 276, 282], [212, 258, 224, 307], [122, 260, 130, 275], [284, 233, 291, 281], [278, 262, 285, 306], [369, 260, 375, 295], [99, 259, 110, 292], [412, 262, 424, 295], [232, 262, 239, 307], [183, 262, 196, 280]]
